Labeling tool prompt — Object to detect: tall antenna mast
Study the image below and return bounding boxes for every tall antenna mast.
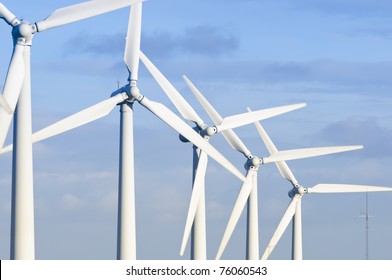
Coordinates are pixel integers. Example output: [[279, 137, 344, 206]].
[[359, 192, 374, 260]]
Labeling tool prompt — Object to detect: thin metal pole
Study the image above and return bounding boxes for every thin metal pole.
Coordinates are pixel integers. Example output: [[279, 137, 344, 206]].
[[359, 192, 373, 260], [365, 192, 369, 260]]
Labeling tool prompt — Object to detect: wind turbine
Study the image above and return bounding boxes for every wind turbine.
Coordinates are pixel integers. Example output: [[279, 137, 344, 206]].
[[172, 79, 363, 260], [0, 0, 142, 260], [1, 1, 274, 260], [252, 118, 392, 260], [138, 56, 307, 259]]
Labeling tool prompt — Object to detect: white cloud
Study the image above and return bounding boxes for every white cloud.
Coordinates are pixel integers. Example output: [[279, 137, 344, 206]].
[[99, 191, 117, 213], [61, 194, 84, 211]]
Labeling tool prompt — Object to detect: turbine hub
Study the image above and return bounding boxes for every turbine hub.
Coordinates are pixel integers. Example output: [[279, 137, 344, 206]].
[[12, 22, 34, 43], [130, 85, 140, 98], [251, 156, 261, 168], [206, 126, 217, 136], [128, 85, 143, 102], [297, 186, 307, 195], [245, 156, 261, 170]]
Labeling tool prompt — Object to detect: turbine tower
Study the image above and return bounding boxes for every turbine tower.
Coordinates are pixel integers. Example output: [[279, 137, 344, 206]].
[[0, 0, 141, 260]]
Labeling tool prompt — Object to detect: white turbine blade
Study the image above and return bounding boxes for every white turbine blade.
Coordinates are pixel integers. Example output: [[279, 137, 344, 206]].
[[0, 3, 18, 26], [183, 75, 251, 157], [220, 129, 253, 158], [0, 143, 12, 154], [248, 107, 298, 186], [180, 150, 208, 256], [35, 0, 142, 32], [215, 171, 254, 260], [0, 95, 12, 114], [140, 51, 204, 126], [0, 43, 25, 148], [139, 96, 245, 182], [1, 44, 25, 112], [247, 108, 279, 154], [124, 2, 142, 81], [182, 75, 223, 125], [263, 145, 363, 164], [217, 103, 306, 132], [32, 94, 126, 143], [261, 196, 299, 260], [308, 184, 392, 194]]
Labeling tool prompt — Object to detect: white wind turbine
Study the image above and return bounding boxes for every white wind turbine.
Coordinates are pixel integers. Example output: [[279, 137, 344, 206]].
[[0, 0, 141, 260], [138, 55, 307, 259], [1, 2, 271, 260], [252, 118, 392, 260], [175, 79, 363, 260]]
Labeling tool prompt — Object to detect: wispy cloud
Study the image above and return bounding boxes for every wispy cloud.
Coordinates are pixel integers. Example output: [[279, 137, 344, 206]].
[[349, 26, 392, 40], [143, 25, 239, 58], [62, 194, 85, 211], [64, 25, 239, 59], [63, 32, 125, 57], [143, 58, 392, 97], [313, 118, 392, 158], [178, 25, 239, 57]]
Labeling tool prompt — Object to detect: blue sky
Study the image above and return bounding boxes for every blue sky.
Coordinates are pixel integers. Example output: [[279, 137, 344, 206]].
[[1, 0, 392, 260]]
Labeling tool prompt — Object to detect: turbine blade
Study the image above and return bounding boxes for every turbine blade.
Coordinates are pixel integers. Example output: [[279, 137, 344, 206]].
[[0, 43, 25, 148], [180, 150, 208, 256], [221, 130, 253, 158], [183, 75, 251, 157], [32, 94, 126, 143], [261, 196, 299, 260], [36, 0, 142, 32], [124, 2, 142, 81], [247, 108, 279, 154], [217, 103, 306, 132], [0, 143, 12, 155], [263, 145, 363, 164], [0, 3, 18, 26], [215, 171, 254, 260], [140, 52, 204, 126], [308, 184, 392, 194], [182, 75, 223, 125], [248, 107, 298, 186], [0, 95, 12, 115], [139, 96, 245, 182]]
